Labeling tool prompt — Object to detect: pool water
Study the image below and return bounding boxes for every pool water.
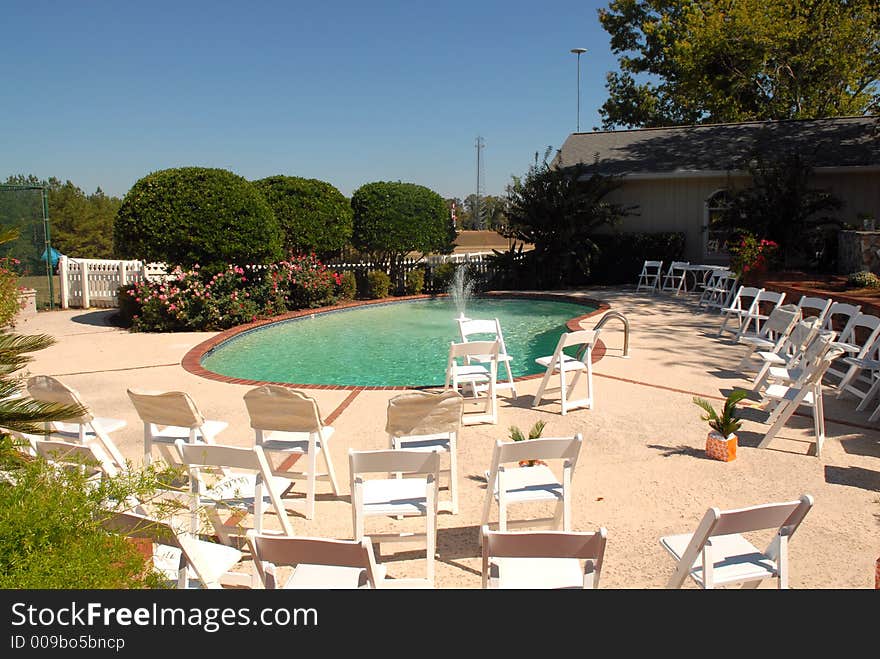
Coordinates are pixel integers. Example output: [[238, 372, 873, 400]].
[[201, 297, 596, 387]]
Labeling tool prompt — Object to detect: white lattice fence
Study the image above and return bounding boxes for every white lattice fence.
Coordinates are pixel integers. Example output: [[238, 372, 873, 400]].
[[59, 256, 163, 309]]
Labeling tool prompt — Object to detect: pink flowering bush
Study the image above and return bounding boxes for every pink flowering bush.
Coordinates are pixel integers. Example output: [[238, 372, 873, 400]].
[[728, 233, 779, 280], [0, 257, 24, 328], [118, 255, 342, 332]]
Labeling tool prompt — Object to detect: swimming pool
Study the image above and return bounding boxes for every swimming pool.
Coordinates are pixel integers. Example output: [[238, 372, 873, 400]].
[[199, 296, 599, 388]]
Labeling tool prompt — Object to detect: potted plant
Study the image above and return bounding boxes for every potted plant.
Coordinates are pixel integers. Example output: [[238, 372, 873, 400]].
[[509, 420, 546, 466], [692, 389, 749, 462]]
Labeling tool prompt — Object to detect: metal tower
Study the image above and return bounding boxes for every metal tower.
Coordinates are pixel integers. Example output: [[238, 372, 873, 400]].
[[474, 136, 486, 229]]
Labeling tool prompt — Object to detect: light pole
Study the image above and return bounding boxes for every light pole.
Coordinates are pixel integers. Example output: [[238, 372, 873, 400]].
[[570, 47, 587, 132]]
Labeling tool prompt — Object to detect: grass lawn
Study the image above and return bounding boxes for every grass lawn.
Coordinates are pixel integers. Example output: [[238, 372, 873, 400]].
[[19, 275, 60, 310]]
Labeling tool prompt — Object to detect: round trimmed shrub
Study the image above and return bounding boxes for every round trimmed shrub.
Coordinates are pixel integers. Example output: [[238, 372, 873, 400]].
[[113, 167, 283, 271], [432, 262, 456, 290], [365, 270, 391, 299], [847, 271, 880, 289], [253, 176, 353, 256], [405, 268, 425, 295]]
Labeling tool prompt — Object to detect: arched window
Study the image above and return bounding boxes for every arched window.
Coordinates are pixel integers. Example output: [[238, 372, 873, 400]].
[[704, 189, 732, 258]]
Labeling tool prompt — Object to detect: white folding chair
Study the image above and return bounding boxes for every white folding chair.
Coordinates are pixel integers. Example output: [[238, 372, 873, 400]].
[[660, 495, 814, 589], [480, 434, 582, 535], [127, 389, 228, 467], [718, 286, 763, 337], [636, 260, 663, 293], [736, 304, 802, 373], [174, 439, 295, 546], [243, 385, 340, 521], [25, 375, 128, 472], [532, 329, 598, 415], [827, 313, 880, 393], [735, 289, 786, 340], [751, 318, 822, 390], [444, 339, 499, 425], [386, 390, 464, 514], [247, 531, 386, 589], [699, 270, 739, 311], [349, 449, 440, 587], [481, 526, 607, 589], [660, 261, 689, 295], [103, 510, 250, 589], [758, 336, 844, 457], [457, 317, 517, 398]]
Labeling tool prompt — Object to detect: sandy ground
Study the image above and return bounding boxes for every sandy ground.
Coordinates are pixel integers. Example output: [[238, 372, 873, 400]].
[[12, 286, 880, 589]]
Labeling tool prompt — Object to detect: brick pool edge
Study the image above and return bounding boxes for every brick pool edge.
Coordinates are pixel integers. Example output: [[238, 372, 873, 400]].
[[180, 291, 610, 390]]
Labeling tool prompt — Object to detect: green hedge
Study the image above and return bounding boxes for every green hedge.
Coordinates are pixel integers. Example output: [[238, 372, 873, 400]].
[[114, 167, 283, 272], [589, 232, 686, 284], [253, 176, 353, 256], [365, 270, 391, 299]]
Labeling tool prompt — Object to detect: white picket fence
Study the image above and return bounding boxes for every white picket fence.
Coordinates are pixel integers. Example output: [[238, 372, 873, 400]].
[[58, 256, 166, 309], [57, 252, 497, 309]]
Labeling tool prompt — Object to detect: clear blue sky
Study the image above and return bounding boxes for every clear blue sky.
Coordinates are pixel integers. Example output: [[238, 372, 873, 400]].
[[2, 1, 619, 201]]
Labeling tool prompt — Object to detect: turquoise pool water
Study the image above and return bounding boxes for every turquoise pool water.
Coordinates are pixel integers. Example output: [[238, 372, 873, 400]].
[[201, 297, 595, 387]]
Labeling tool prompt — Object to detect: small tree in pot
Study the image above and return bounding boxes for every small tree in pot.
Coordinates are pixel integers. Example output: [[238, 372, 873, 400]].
[[692, 389, 749, 462]]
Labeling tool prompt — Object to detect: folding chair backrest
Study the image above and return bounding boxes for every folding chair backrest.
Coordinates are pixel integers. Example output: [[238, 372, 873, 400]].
[[26, 375, 92, 423], [127, 389, 205, 428], [839, 313, 880, 354], [448, 340, 499, 361], [822, 302, 861, 335], [385, 390, 463, 438], [492, 435, 582, 467], [175, 441, 262, 472], [711, 495, 814, 538], [246, 532, 381, 588], [32, 437, 118, 478], [784, 317, 821, 355], [458, 318, 499, 339], [762, 304, 801, 336], [797, 296, 833, 324], [755, 290, 785, 316], [482, 527, 607, 560], [244, 385, 323, 433], [349, 448, 440, 477], [559, 329, 598, 351], [103, 510, 180, 548]]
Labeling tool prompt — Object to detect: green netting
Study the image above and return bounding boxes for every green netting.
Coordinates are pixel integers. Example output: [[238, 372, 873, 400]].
[[0, 185, 55, 309]]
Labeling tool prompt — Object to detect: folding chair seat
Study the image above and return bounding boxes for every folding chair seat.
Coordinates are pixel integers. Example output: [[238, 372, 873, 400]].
[[25, 375, 128, 471], [750, 318, 822, 390], [660, 261, 689, 295], [660, 495, 814, 589], [480, 434, 582, 535], [247, 531, 386, 589], [532, 329, 598, 415], [349, 449, 440, 587], [481, 526, 607, 589], [457, 317, 517, 398], [127, 389, 227, 467], [718, 286, 763, 337], [736, 304, 801, 372], [635, 260, 663, 293], [444, 339, 499, 425], [386, 390, 464, 514], [103, 510, 249, 589], [243, 385, 340, 521], [174, 439, 295, 546]]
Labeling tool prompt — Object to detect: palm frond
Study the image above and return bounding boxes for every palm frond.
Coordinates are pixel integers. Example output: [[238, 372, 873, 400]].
[[0, 398, 87, 435], [509, 425, 526, 442], [528, 420, 546, 439]]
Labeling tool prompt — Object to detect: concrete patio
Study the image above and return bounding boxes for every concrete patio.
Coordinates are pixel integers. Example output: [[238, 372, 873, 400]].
[[13, 286, 880, 588]]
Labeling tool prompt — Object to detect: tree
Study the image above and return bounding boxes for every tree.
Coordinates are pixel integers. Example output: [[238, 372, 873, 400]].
[[598, 0, 880, 129], [114, 167, 283, 272], [502, 150, 634, 288], [252, 176, 353, 257], [351, 181, 456, 287], [718, 145, 843, 269]]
